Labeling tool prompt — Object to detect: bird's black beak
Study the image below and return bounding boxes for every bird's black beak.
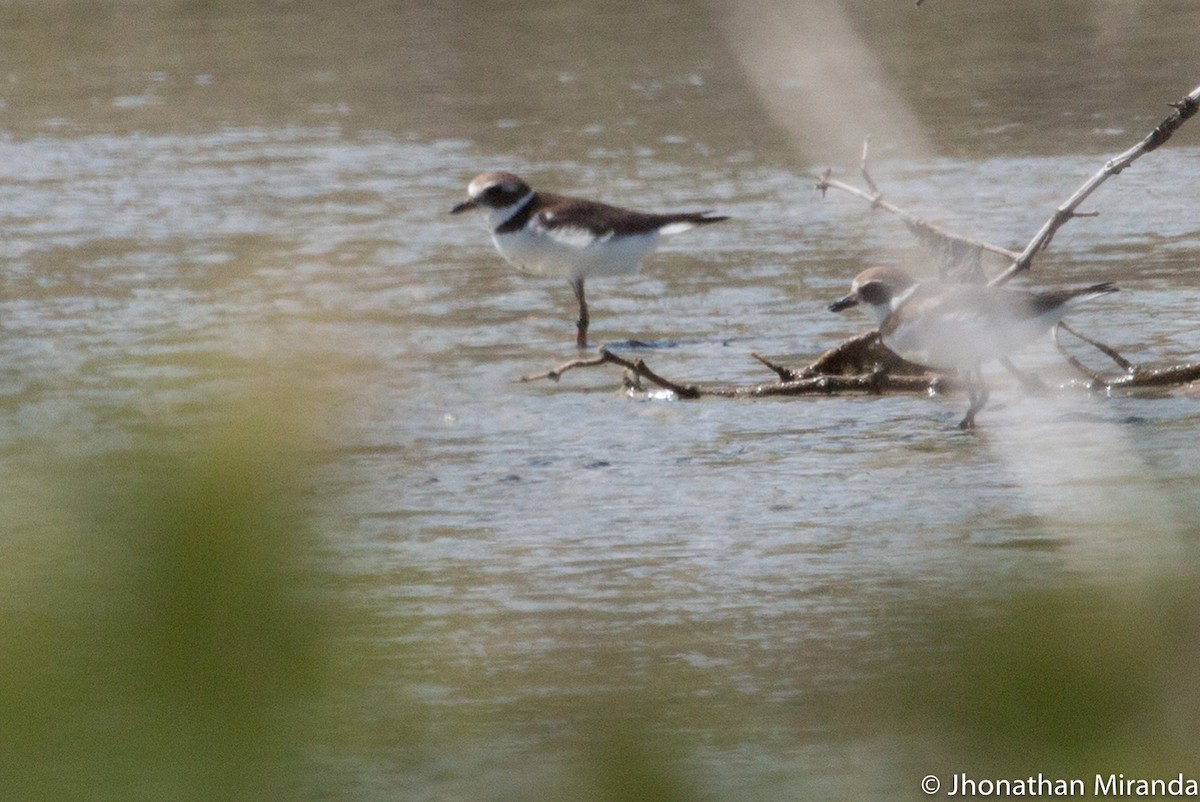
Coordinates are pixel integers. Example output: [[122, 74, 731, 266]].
[[828, 294, 859, 313], [450, 198, 477, 215]]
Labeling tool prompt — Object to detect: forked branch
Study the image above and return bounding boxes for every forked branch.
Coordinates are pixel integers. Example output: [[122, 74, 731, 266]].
[[991, 83, 1200, 286], [521, 347, 701, 398], [811, 84, 1200, 387]]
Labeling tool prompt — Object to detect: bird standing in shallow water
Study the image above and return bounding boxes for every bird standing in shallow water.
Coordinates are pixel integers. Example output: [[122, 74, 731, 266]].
[[829, 266, 1118, 429], [451, 171, 728, 348]]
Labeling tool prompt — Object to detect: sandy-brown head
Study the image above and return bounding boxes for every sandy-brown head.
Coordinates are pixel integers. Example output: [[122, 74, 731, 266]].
[[828, 266, 919, 319]]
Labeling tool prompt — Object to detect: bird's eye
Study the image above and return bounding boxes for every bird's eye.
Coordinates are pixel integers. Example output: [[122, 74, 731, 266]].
[[480, 183, 524, 205], [858, 281, 891, 305]]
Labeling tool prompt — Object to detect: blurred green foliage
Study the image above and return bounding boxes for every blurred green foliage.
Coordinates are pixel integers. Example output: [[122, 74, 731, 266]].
[[0, 395, 1196, 801], [0, 400, 336, 801], [896, 579, 1200, 778]]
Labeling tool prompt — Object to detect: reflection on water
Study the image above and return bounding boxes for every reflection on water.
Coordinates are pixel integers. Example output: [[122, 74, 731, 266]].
[[1, 1, 1199, 799]]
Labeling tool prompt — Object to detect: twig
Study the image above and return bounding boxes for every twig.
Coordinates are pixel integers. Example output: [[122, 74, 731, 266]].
[[1050, 327, 1200, 390], [520, 352, 611, 383], [616, 352, 701, 399], [818, 85, 1200, 287], [816, 158, 1020, 282], [1057, 321, 1136, 372], [1052, 323, 1105, 383], [751, 352, 802, 382], [522, 346, 701, 398], [859, 135, 880, 196], [990, 83, 1200, 286]]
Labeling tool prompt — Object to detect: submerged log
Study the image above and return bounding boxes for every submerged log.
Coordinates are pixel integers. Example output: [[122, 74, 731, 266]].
[[521, 342, 1195, 402]]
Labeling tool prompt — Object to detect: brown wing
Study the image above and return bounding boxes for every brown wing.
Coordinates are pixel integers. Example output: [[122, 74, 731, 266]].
[[536, 192, 726, 236]]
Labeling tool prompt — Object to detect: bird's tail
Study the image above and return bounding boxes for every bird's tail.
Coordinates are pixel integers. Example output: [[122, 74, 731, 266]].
[[659, 212, 730, 236], [1078, 281, 1119, 298]]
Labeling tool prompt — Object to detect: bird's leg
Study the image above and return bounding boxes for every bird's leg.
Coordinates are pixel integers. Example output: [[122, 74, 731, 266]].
[[571, 277, 589, 349], [959, 380, 978, 429], [958, 367, 989, 430]]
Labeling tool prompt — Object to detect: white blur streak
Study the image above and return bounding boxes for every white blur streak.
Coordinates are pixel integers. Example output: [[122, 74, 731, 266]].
[[986, 392, 1187, 581], [718, 1, 1188, 578], [714, 0, 934, 164]]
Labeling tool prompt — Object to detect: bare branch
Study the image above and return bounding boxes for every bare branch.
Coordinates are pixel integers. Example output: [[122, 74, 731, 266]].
[[859, 135, 880, 196], [990, 83, 1200, 286], [520, 352, 611, 383], [819, 86, 1200, 287], [1057, 321, 1136, 373], [522, 346, 701, 398], [815, 85, 1200, 375], [750, 352, 802, 382], [815, 146, 1019, 281], [1052, 323, 1106, 384], [615, 351, 702, 399]]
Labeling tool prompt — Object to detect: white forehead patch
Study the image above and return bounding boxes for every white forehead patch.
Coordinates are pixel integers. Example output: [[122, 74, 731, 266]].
[[467, 178, 490, 197]]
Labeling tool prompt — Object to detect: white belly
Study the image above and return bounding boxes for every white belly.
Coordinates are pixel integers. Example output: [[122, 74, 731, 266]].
[[492, 226, 662, 281]]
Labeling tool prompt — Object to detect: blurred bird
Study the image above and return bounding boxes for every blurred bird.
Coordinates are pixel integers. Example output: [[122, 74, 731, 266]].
[[829, 266, 1118, 429]]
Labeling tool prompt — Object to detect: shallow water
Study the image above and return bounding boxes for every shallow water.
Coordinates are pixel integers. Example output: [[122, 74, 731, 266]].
[[2, 1, 1200, 799]]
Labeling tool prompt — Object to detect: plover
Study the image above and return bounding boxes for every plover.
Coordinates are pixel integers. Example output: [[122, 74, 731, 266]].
[[829, 266, 1118, 429], [451, 171, 728, 348]]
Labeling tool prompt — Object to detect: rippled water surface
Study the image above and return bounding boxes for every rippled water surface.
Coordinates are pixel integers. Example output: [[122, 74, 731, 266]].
[[3, 1, 1200, 799]]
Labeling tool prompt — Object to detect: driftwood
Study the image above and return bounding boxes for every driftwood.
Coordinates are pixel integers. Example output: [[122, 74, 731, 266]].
[[523, 84, 1200, 400], [520, 343, 956, 400]]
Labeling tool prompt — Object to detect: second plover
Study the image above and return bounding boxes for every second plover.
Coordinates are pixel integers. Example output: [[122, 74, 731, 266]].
[[829, 266, 1118, 429]]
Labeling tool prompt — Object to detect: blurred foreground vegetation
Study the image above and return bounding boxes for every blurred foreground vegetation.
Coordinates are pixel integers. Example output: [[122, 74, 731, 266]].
[[0, 398, 341, 800], [0, 391, 1196, 801]]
